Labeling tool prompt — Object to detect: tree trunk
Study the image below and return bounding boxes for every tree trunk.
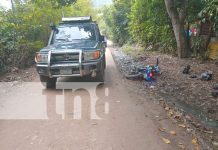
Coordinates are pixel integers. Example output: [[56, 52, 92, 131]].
[[172, 21, 188, 58], [164, 0, 188, 58]]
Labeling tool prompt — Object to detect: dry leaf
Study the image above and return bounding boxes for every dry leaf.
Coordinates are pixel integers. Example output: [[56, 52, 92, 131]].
[[192, 136, 201, 150], [170, 130, 176, 136], [196, 145, 201, 150], [174, 115, 181, 119], [212, 141, 218, 146], [159, 127, 166, 132], [178, 124, 186, 128], [178, 143, 185, 149], [203, 130, 213, 134], [168, 110, 174, 116], [162, 137, 171, 144], [165, 107, 170, 111], [192, 137, 197, 144]]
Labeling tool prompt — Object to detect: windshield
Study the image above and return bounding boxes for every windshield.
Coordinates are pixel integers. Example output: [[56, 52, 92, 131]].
[[53, 23, 96, 43]]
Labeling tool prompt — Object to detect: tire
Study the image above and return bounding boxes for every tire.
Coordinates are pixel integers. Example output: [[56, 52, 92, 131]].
[[40, 75, 57, 89], [95, 64, 105, 82], [103, 55, 106, 69]]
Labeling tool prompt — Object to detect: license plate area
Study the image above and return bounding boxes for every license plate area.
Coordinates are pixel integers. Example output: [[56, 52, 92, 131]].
[[60, 68, 72, 75]]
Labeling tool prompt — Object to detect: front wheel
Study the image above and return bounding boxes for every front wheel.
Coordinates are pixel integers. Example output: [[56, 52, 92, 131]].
[[103, 55, 106, 69], [40, 75, 57, 89], [95, 68, 105, 82]]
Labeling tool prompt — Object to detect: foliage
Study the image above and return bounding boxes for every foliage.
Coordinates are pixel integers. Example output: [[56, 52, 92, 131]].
[[99, 0, 131, 46], [186, 0, 218, 59], [99, 0, 216, 58], [31, 0, 77, 8], [97, 5, 114, 39], [99, 0, 177, 52], [128, 0, 176, 52], [199, 0, 218, 24], [0, 0, 94, 73]]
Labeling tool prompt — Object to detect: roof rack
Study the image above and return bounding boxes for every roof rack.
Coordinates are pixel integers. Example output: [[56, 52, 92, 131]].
[[61, 16, 92, 23]]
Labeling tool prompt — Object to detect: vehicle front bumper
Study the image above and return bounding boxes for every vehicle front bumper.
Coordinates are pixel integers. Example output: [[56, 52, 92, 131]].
[[36, 60, 103, 78], [36, 49, 105, 78]]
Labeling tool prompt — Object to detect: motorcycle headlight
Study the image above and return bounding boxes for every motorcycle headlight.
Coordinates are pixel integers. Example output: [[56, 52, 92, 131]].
[[83, 51, 101, 61], [35, 53, 48, 63]]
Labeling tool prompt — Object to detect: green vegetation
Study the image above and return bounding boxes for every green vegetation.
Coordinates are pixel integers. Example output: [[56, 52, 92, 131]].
[[100, 0, 218, 58], [0, 0, 94, 73], [128, 0, 175, 53], [99, 0, 131, 46]]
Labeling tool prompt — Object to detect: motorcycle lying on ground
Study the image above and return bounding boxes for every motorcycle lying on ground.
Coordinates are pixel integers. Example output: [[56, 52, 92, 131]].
[[125, 58, 160, 81]]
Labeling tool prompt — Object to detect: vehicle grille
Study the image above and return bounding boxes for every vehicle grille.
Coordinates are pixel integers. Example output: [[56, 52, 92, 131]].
[[50, 52, 80, 65]]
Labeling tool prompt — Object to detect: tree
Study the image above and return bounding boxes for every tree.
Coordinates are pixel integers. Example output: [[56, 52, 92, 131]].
[[128, 0, 175, 52], [199, 0, 218, 26], [31, 0, 77, 8], [102, 0, 131, 46], [164, 0, 189, 58], [164, 0, 207, 58]]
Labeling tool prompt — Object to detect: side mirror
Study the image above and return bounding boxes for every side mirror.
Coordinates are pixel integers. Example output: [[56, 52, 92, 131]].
[[50, 23, 59, 33], [50, 23, 56, 30], [100, 35, 105, 41], [100, 35, 107, 47]]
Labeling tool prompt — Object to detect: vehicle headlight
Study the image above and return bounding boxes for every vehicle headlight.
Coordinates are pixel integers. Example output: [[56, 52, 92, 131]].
[[83, 51, 101, 61], [35, 53, 48, 63]]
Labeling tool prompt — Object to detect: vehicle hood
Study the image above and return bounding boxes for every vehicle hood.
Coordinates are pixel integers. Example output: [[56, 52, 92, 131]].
[[40, 40, 99, 52]]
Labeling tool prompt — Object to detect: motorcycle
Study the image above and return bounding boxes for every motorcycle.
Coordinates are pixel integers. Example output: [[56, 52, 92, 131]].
[[125, 58, 160, 81]]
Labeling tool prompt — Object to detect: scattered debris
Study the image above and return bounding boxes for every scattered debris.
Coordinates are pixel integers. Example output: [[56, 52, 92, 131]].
[[189, 75, 197, 78], [112, 47, 218, 149], [213, 84, 218, 89], [159, 127, 166, 132], [165, 106, 170, 111], [203, 130, 213, 134], [212, 141, 218, 147], [212, 90, 218, 97], [192, 137, 197, 144], [192, 136, 201, 150], [183, 65, 191, 74], [0, 67, 36, 82], [162, 137, 171, 144], [178, 143, 186, 149], [186, 128, 193, 133], [201, 71, 213, 81], [170, 131, 177, 136], [178, 124, 186, 128], [167, 110, 174, 117], [11, 67, 19, 73], [212, 84, 218, 97]]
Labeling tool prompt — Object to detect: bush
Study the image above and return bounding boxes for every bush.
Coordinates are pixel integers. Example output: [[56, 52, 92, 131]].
[[128, 0, 176, 52], [99, 0, 132, 46]]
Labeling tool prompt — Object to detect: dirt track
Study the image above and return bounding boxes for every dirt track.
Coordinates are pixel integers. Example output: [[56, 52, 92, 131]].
[[0, 42, 196, 150]]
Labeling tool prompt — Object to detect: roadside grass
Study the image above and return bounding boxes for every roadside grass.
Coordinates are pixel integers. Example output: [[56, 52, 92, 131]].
[[121, 43, 174, 59]]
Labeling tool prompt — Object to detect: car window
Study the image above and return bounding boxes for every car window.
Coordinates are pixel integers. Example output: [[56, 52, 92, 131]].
[[54, 24, 96, 43]]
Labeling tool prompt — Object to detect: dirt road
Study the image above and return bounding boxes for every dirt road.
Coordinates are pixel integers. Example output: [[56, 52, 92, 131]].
[[0, 43, 195, 150]]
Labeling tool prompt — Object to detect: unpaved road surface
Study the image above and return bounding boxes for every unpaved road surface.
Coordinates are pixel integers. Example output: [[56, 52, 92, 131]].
[[0, 43, 196, 150]]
